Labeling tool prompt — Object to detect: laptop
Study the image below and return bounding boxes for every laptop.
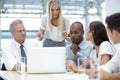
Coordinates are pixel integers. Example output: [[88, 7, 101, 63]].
[[26, 47, 67, 73]]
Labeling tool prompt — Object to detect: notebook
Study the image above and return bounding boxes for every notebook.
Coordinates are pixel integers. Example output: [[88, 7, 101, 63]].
[[26, 47, 67, 73]]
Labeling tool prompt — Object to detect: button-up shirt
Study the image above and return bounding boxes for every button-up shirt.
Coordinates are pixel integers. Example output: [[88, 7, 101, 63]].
[[2, 39, 40, 70], [66, 38, 93, 64]]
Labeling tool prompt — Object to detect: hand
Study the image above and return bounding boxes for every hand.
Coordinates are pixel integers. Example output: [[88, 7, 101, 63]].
[[86, 68, 99, 79], [62, 31, 71, 42], [36, 31, 44, 41], [100, 69, 111, 80], [66, 60, 78, 72], [70, 44, 78, 55]]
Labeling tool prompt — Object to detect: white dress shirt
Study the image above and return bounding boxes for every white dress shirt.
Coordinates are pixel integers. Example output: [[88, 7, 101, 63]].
[[2, 39, 40, 70]]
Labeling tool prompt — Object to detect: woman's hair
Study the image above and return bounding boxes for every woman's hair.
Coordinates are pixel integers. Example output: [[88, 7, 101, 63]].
[[46, 0, 63, 30], [89, 21, 109, 46], [105, 12, 120, 32]]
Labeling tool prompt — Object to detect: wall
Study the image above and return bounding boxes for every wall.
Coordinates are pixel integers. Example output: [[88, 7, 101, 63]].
[[106, 0, 120, 16]]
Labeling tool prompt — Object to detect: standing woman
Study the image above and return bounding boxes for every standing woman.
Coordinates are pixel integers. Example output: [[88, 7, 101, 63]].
[[37, 0, 70, 47]]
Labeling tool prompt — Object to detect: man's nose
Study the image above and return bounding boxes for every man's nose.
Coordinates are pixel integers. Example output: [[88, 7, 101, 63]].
[[22, 31, 25, 34], [71, 33, 75, 38]]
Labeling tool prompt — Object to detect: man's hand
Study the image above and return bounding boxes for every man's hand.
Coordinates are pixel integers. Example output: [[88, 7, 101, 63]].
[[70, 44, 78, 55], [66, 60, 78, 72]]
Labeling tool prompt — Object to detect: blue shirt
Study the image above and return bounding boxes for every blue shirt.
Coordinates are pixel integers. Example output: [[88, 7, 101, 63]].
[[66, 38, 93, 65]]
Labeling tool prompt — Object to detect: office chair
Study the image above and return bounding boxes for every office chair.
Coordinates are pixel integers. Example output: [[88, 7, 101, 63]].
[[1, 63, 7, 71]]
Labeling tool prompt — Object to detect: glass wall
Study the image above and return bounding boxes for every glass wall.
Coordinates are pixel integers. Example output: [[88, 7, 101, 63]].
[[2, 0, 120, 72], [0, 0, 105, 38], [0, 0, 105, 65]]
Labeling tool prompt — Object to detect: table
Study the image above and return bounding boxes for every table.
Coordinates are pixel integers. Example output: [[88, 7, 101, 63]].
[[0, 71, 99, 80]]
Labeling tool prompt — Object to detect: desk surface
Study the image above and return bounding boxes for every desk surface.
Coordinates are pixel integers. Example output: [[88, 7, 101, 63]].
[[0, 71, 99, 80]]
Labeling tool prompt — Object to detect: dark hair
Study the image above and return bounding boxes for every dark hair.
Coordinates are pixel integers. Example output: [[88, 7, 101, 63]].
[[71, 21, 84, 32], [89, 21, 109, 46], [105, 12, 120, 32]]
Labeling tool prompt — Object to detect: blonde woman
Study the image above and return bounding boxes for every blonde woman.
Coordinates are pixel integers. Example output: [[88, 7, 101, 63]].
[[37, 0, 70, 47]]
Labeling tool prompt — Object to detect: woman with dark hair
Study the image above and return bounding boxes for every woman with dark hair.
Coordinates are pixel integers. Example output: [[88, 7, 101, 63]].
[[86, 21, 116, 66], [66, 21, 115, 72], [86, 12, 120, 80]]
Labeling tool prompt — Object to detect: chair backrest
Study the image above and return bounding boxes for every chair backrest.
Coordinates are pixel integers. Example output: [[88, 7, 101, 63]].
[[1, 63, 7, 71]]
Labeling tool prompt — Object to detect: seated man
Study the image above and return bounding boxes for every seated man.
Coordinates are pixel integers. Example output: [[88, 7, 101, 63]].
[[1, 19, 40, 71], [66, 21, 92, 65]]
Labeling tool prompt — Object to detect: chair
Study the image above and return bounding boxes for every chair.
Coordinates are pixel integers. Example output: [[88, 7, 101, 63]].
[[1, 63, 7, 71]]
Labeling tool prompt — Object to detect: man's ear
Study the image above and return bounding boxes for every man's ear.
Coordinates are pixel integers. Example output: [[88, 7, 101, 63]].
[[11, 32, 14, 36], [82, 31, 84, 35]]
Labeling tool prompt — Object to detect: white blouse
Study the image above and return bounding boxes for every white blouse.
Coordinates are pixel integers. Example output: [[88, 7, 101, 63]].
[[40, 15, 70, 41], [99, 41, 115, 56], [89, 41, 116, 66], [101, 47, 120, 73]]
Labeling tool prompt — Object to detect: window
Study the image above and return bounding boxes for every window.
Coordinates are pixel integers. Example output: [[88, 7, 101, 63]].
[[0, 0, 105, 47]]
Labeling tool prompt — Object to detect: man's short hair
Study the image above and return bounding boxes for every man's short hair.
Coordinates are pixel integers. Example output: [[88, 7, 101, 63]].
[[71, 21, 84, 32], [105, 12, 120, 32], [9, 19, 23, 32]]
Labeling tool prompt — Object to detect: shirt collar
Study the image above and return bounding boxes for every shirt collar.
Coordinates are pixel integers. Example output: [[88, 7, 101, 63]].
[[12, 39, 20, 48], [12, 39, 26, 48], [78, 38, 88, 49]]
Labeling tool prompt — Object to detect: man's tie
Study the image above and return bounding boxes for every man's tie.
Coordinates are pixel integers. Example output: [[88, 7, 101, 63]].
[[78, 46, 80, 51], [20, 45, 27, 64]]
